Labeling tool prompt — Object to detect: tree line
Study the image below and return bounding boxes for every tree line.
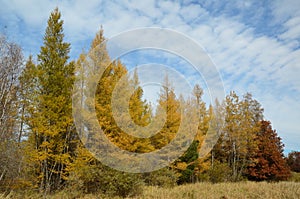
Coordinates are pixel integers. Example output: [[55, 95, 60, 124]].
[[0, 8, 298, 198]]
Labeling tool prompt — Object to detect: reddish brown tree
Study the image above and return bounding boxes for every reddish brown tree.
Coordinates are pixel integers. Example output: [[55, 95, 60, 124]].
[[247, 120, 291, 181], [287, 151, 300, 172]]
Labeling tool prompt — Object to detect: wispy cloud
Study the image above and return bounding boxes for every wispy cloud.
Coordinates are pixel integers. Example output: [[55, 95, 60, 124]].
[[0, 0, 299, 152]]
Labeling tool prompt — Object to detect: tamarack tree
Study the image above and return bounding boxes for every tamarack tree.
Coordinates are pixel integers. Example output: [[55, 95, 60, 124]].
[[0, 8, 295, 197], [21, 8, 77, 193]]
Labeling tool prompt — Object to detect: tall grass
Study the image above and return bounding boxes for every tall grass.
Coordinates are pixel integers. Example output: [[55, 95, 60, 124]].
[[1, 181, 300, 199], [136, 181, 300, 199]]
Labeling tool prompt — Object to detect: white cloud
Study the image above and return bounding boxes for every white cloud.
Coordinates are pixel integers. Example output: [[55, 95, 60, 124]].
[[271, 0, 300, 23], [1, 0, 299, 152], [0, 0, 51, 27], [262, 94, 300, 152]]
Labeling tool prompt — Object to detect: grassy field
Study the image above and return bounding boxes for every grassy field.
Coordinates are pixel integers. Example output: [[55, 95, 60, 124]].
[[1, 181, 300, 199], [136, 181, 300, 199]]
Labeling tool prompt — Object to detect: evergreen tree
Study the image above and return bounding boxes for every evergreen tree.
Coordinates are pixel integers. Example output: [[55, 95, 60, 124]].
[[176, 140, 199, 184], [22, 8, 76, 193], [70, 28, 149, 195], [150, 75, 181, 149], [192, 85, 211, 178], [174, 85, 210, 183], [129, 68, 151, 128]]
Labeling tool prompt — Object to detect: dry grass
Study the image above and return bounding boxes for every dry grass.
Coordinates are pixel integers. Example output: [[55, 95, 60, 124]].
[[1, 181, 300, 199], [134, 181, 300, 199]]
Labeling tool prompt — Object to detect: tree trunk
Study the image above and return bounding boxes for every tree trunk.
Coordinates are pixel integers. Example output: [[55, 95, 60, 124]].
[[233, 141, 237, 180]]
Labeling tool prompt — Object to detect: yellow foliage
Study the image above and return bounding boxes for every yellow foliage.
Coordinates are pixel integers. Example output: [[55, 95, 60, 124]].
[[176, 162, 188, 171]]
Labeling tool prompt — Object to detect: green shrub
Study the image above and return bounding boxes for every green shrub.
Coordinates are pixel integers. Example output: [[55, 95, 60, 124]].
[[289, 172, 300, 182], [177, 167, 194, 184], [67, 164, 143, 198], [99, 170, 143, 198], [208, 162, 232, 183], [197, 172, 210, 182], [143, 168, 178, 188]]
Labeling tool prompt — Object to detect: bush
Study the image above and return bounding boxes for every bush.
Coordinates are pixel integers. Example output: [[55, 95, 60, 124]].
[[67, 164, 143, 198], [99, 170, 143, 198], [196, 172, 210, 182], [177, 167, 194, 184], [208, 162, 232, 183], [289, 172, 300, 182], [143, 168, 178, 188]]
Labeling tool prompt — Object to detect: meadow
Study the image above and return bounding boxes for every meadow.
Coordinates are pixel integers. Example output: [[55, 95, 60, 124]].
[[2, 181, 299, 199]]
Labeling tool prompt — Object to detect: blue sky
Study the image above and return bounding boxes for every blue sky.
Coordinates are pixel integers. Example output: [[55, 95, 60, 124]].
[[1, 0, 299, 154]]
